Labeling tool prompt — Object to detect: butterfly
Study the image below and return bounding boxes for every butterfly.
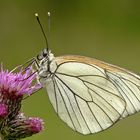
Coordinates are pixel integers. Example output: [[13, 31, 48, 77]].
[[30, 13, 140, 135], [33, 47, 140, 135]]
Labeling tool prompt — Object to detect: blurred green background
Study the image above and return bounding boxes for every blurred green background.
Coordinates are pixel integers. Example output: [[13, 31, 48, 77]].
[[0, 0, 140, 140]]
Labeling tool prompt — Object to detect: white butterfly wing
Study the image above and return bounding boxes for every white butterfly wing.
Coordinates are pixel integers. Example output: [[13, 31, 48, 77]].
[[44, 56, 127, 135], [106, 70, 140, 118]]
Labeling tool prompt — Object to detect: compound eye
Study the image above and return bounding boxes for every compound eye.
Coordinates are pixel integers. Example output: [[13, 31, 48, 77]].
[[42, 48, 48, 57], [43, 52, 47, 57]]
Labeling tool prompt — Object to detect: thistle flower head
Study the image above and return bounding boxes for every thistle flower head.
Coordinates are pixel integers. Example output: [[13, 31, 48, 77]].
[[4, 113, 44, 139], [0, 65, 44, 140], [25, 117, 44, 133]]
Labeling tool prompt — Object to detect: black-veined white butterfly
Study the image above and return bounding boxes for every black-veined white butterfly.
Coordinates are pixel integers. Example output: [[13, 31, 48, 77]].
[[32, 13, 140, 135]]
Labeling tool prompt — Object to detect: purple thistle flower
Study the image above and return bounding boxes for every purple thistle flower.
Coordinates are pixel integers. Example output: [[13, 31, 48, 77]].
[[0, 66, 42, 120], [25, 117, 44, 133], [4, 113, 44, 139], [0, 66, 41, 99], [0, 65, 44, 140]]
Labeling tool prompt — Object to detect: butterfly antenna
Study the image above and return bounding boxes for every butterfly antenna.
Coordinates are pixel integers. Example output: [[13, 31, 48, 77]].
[[35, 13, 49, 50], [47, 12, 51, 48]]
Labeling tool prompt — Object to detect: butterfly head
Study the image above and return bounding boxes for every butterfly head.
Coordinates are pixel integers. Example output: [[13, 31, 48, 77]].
[[37, 48, 54, 62]]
